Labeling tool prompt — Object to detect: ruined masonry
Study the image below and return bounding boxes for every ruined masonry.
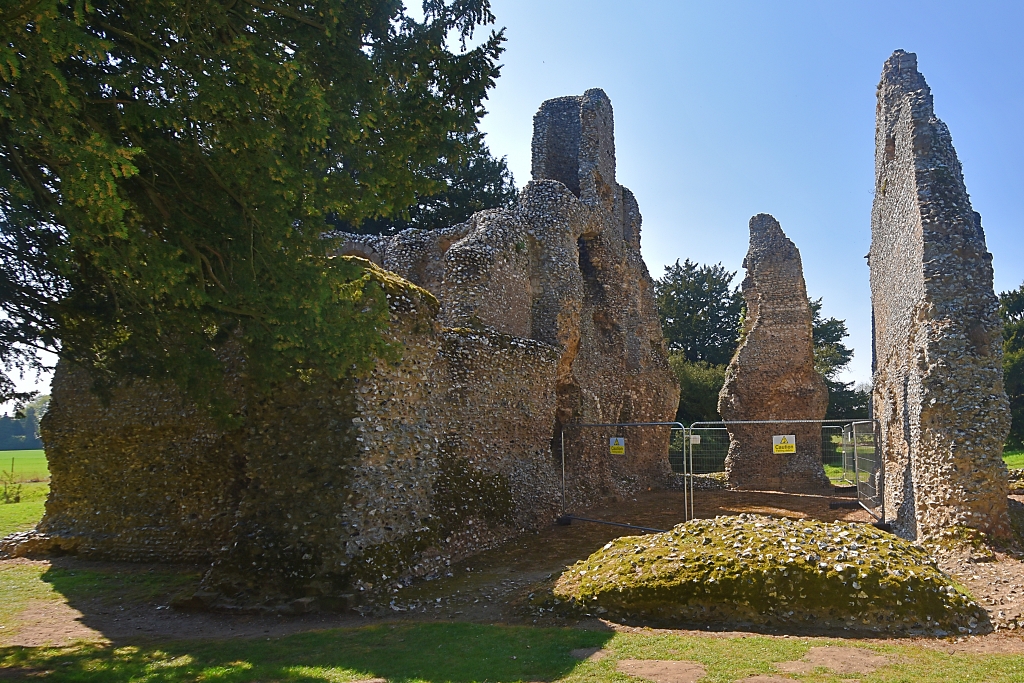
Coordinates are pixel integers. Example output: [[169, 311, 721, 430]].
[[718, 214, 831, 493], [6, 89, 679, 609], [870, 50, 1010, 539]]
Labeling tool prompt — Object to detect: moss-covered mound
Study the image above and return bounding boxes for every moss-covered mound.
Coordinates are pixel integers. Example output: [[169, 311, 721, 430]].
[[553, 514, 985, 635]]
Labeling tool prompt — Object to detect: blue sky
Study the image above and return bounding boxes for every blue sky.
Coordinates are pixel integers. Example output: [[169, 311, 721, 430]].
[[7, 1, 1022, 406], [475, 0, 1024, 385]]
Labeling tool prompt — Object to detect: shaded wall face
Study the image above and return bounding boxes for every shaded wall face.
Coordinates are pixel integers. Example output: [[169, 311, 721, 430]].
[[37, 363, 245, 562], [870, 51, 1010, 539], [532, 96, 583, 197], [23, 87, 681, 607], [198, 288, 563, 606], [29, 269, 563, 608]]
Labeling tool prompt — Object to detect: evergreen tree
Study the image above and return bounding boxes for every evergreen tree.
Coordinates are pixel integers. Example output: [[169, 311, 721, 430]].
[[0, 0, 503, 411], [668, 355, 725, 426], [655, 259, 743, 365], [336, 131, 516, 235], [809, 298, 869, 419], [1000, 284, 1024, 448]]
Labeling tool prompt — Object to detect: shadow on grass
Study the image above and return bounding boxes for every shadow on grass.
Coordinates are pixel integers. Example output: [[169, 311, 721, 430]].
[[0, 622, 612, 683], [39, 561, 202, 606]]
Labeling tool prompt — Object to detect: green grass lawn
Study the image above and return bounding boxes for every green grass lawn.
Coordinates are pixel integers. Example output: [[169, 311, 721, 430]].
[[0, 448, 48, 481], [823, 463, 845, 482], [1005, 449, 1024, 469], [0, 560, 1022, 682], [0, 481, 47, 537], [2, 482, 1024, 681], [2, 621, 1024, 682]]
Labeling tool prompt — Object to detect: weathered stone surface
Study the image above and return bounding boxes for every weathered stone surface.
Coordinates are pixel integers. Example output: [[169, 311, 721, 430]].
[[552, 515, 986, 634], [338, 89, 679, 511], [8, 89, 678, 607], [718, 214, 830, 493], [870, 50, 1010, 539]]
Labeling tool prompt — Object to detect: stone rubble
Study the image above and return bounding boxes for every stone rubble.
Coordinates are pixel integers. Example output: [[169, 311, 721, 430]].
[[552, 514, 986, 635]]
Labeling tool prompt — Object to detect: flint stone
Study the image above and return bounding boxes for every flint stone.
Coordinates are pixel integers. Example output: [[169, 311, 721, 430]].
[[869, 50, 1011, 539], [718, 213, 831, 493]]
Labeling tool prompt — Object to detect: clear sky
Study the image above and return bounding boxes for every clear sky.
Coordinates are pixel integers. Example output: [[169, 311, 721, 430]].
[[475, 0, 1024, 386], [6, 1, 1023, 407]]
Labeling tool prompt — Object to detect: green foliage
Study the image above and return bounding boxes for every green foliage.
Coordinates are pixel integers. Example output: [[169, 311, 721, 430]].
[[668, 354, 725, 425], [0, 0, 503, 411], [1001, 284, 1024, 448], [656, 260, 868, 420], [810, 298, 869, 419], [1004, 450, 1024, 470], [0, 467, 20, 504], [809, 298, 854, 380], [655, 259, 742, 365], [334, 131, 517, 235], [0, 394, 47, 449]]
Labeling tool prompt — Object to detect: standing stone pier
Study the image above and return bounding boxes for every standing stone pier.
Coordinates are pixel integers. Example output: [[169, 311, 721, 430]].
[[718, 214, 831, 493], [870, 50, 1010, 539]]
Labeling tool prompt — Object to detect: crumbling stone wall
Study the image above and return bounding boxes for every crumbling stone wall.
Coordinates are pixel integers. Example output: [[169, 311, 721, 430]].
[[343, 89, 679, 510], [28, 363, 245, 562], [718, 214, 831, 493], [9, 89, 677, 608], [870, 50, 1010, 539]]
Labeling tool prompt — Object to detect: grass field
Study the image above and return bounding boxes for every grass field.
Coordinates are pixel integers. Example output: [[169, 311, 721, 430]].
[[0, 448, 48, 481], [0, 481, 48, 537], [1005, 449, 1024, 469], [2, 618, 1024, 682]]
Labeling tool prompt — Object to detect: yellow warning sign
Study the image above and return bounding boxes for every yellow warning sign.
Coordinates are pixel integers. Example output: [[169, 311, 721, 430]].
[[609, 437, 625, 455], [773, 435, 796, 454]]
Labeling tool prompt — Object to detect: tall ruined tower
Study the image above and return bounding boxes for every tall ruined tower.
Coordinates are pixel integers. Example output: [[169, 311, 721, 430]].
[[718, 214, 831, 493], [870, 50, 1010, 539]]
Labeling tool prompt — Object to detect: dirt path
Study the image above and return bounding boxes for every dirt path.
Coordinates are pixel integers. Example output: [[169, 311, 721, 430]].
[[3, 488, 1022, 649]]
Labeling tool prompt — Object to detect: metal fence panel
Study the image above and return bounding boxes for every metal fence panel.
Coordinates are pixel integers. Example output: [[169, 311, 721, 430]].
[[681, 423, 846, 482], [849, 420, 881, 518]]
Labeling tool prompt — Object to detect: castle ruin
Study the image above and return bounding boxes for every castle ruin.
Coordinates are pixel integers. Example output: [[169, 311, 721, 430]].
[[870, 50, 1011, 539], [718, 214, 831, 493], [5, 89, 679, 608]]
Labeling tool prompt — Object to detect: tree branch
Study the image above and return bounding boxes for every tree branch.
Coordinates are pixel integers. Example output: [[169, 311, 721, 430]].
[[241, 0, 327, 32]]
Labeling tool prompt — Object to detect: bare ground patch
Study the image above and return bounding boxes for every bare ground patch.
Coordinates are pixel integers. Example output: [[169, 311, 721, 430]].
[[616, 659, 706, 683], [5, 489, 1023, 647], [3, 600, 106, 647], [775, 646, 891, 674]]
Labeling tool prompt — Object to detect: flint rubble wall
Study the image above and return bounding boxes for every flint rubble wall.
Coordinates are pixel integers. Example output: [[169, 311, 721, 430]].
[[9, 89, 678, 608], [870, 50, 1010, 539], [718, 214, 831, 493]]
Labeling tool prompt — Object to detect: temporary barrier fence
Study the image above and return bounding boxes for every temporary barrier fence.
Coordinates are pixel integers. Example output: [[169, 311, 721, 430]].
[[556, 418, 884, 535], [557, 419, 692, 532], [843, 420, 883, 521]]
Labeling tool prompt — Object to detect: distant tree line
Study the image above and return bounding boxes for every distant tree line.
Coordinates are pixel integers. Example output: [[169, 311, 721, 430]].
[[1000, 285, 1024, 449], [660, 261, 1024, 450], [655, 259, 869, 426], [0, 395, 47, 450]]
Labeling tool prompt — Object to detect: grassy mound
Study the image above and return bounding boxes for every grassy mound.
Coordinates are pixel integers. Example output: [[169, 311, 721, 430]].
[[553, 514, 985, 635]]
